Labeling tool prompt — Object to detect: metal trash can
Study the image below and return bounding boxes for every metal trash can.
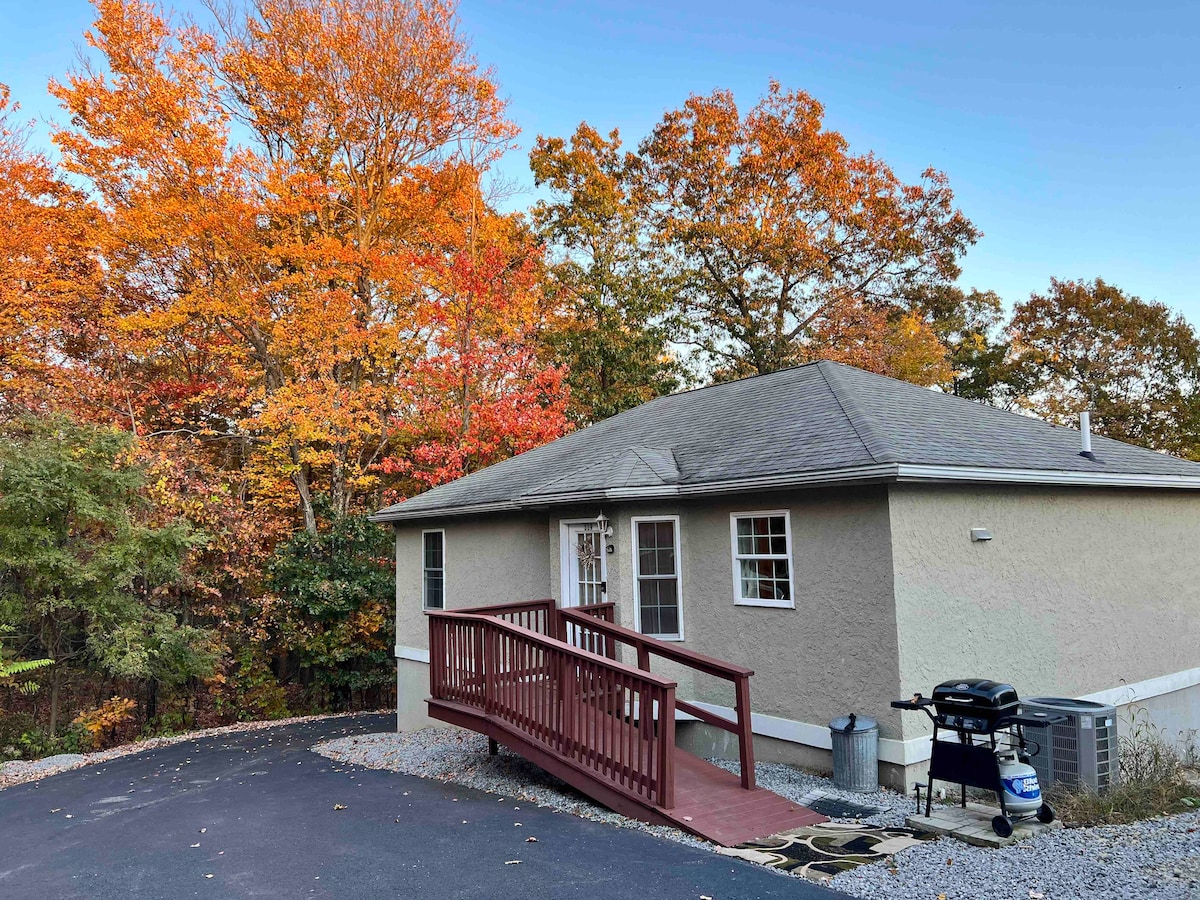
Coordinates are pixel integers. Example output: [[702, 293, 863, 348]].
[[830, 714, 879, 792]]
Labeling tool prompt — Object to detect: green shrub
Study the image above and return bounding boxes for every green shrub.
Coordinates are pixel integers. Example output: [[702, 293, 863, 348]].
[[1, 717, 87, 762], [219, 647, 291, 721]]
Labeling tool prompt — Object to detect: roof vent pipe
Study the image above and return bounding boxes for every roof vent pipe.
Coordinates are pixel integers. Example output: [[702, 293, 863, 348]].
[[1079, 411, 1096, 460]]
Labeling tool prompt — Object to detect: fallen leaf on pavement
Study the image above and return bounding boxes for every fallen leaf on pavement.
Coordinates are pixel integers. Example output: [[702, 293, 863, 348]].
[[504, 860, 522, 865], [333, 804, 347, 811]]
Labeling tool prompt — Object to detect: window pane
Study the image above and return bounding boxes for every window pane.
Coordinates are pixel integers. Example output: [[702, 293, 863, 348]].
[[656, 521, 673, 547], [424, 532, 443, 569], [737, 518, 751, 538], [737, 534, 754, 555], [770, 534, 787, 554], [424, 573, 444, 609], [638, 568, 679, 636], [639, 549, 658, 575], [638, 522, 656, 546]]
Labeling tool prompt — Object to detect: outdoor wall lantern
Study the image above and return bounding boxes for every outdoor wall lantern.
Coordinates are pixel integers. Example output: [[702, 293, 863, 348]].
[[970, 527, 993, 542], [594, 510, 613, 538]]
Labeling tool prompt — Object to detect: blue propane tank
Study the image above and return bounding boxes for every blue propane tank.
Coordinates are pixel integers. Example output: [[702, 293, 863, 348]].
[[997, 750, 1042, 815]]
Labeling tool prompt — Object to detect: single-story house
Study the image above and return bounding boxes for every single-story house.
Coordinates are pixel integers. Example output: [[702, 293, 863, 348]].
[[373, 360, 1200, 787]]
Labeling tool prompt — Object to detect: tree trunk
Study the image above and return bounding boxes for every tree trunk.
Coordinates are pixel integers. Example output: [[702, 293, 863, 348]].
[[289, 447, 318, 535], [146, 678, 158, 723], [48, 669, 62, 736]]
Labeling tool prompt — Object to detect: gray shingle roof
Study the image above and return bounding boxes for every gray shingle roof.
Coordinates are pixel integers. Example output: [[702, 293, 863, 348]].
[[372, 360, 1200, 522]]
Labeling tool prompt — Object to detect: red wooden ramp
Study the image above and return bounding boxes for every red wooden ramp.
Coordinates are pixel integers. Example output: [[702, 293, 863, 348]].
[[425, 600, 826, 846]]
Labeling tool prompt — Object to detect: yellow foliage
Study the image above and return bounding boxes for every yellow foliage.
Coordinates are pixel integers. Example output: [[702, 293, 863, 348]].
[[73, 696, 138, 749]]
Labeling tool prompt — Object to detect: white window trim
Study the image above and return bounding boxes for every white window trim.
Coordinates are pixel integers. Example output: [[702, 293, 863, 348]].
[[729, 510, 796, 609], [631, 515, 684, 641], [421, 528, 446, 610]]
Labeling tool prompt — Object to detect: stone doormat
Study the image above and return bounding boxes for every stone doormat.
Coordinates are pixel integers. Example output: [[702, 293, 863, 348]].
[[906, 801, 1063, 847], [718, 822, 934, 882]]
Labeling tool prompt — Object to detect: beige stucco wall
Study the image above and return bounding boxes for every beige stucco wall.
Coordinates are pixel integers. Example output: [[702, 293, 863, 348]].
[[394, 513, 552, 654], [397, 489, 903, 746], [394, 513, 551, 730], [889, 483, 1200, 741], [543, 488, 903, 740]]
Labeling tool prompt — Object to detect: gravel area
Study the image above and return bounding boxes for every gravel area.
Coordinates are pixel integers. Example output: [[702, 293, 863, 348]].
[[0, 711, 381, 790], [313, 728, 712, 849], [833, 811, 1200, 900], [312, 728, 929, 846], [315, 727, 1200, 899], [706, 755, 922, 828]]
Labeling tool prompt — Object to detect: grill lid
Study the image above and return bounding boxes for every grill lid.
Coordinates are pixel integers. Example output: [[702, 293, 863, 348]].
[[932, 678, 1019, 709]]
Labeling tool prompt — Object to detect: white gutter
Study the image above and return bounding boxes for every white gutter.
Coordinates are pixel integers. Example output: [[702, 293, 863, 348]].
[[371, 462, 1200, 523], [895, 464, 1200, 490]]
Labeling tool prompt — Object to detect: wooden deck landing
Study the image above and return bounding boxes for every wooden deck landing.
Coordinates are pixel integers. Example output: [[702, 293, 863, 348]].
[[665, 751, 826, 845]]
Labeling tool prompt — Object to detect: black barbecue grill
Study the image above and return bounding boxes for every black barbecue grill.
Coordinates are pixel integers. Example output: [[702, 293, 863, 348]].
[[893, 678, 1065, 837], [930, 679, 1019, 733]]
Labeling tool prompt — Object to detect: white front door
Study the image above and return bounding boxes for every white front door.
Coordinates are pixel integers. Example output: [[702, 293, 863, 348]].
[[561, 521, 608, 608]]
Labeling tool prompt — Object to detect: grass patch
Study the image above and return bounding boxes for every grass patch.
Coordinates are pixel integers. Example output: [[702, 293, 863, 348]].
[[1047, 710, 1200, 826]]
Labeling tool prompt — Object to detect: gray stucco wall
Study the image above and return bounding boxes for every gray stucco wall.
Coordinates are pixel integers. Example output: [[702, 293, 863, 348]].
[[544, 488, 903, 739], [888, 483, 1200, 740], [394, 513, 550, 730], [394, 513, 552, 655]]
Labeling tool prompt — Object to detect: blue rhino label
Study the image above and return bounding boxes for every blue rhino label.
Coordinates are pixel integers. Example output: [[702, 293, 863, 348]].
[[1003, 774, 1041, 800]]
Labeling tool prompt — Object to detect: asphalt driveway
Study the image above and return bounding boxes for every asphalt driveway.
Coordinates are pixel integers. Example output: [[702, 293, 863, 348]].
[[0, 714, 841, 899]]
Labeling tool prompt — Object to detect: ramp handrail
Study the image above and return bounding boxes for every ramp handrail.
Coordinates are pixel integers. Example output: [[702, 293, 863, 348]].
[[427, 609, 678, 809], [559, 607, 757, 790]]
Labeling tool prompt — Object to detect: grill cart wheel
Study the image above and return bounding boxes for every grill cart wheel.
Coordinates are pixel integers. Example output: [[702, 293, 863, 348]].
[[991, 815, 1014, 838], [1036, 803, 1056, 824]]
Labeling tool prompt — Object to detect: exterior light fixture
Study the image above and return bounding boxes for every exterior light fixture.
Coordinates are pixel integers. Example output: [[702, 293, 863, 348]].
[[970, 528, 993, 542], [594, 510, 613, 538]]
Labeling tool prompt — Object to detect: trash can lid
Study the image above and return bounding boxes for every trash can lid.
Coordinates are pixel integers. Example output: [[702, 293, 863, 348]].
[[830, 714, 878, 734]]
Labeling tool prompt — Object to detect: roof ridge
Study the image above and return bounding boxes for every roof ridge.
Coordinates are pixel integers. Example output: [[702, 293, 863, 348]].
[[817, 361, 895, 464], [629, 360, 826, 411]]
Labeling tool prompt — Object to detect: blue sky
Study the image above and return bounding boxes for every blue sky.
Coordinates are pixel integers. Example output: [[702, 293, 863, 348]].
[[3, 0, 1197, 321]]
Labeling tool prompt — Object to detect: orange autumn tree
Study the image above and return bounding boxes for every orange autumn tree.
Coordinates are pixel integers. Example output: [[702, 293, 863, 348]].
[[48, 0, 548, 533], [393, 229, 570, 492], [631, 81, 979, 380], [0, 85, 102, 414]]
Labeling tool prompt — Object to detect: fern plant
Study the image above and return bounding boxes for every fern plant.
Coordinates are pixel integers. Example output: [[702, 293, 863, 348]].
[[0, 625, 52, 695]]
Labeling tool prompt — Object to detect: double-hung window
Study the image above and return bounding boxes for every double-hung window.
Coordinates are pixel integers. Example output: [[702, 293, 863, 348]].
[[632, 516, 683, 640], [730, 512, 794, 608], [422, 530, 445, 610]]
